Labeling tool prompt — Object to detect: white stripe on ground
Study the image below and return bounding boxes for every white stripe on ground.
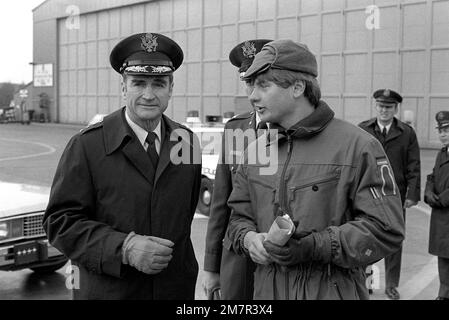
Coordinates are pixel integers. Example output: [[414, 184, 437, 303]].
[[0, 138, 56, 162], [400, 203, 437, 300]]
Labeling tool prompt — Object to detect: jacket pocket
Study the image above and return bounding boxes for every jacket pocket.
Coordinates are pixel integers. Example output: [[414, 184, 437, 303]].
[[289, 171, 341, 228]]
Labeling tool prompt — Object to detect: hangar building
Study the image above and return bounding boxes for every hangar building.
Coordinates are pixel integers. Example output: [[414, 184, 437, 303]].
[[32, 0, 449, 147]]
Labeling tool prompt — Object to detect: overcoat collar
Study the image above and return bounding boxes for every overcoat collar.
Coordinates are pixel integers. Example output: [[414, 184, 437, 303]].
[[102, 107, 191, 185], [365, 117, 405, 143]]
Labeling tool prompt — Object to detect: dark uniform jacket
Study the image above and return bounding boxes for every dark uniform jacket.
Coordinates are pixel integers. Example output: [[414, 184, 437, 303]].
[[43, 108, 202, 299], [204, 111, 257, 299], [228, 102, 404, 299], [425, 147, 449, 258], [359, 117, 421, 204]]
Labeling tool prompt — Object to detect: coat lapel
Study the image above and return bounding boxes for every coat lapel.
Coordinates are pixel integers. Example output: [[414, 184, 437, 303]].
[[122, 137, 156, 184], [154, 115, 194, 185], [103, 107, 156, 185]]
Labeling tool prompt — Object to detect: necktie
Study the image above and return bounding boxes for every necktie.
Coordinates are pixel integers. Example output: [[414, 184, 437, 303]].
[[146, 132, 159, 169], [382, 127, 387, 139]]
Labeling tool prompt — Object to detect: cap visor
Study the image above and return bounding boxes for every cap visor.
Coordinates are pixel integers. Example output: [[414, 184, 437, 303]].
[[437, 123, 449, 129], [124, 71, 173, 76]]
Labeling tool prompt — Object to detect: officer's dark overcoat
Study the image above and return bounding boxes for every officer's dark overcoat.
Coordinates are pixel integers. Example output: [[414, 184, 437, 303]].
[[43, 108, 201, 299], [359, 117, 421, 204], [204, 111, 257, 299], [426, 147, 449, 258]]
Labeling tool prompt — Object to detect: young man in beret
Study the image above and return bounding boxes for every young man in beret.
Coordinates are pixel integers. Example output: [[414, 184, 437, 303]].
[[202, 39, 271, 300], [227, 40, 405, 299], [43, 33, 202, 299], [424, 111, 449, 300], [359, 89, 421, 300]]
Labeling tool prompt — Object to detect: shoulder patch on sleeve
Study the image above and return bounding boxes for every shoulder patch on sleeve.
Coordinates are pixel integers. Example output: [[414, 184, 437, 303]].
[[376, 156, 397, 197]]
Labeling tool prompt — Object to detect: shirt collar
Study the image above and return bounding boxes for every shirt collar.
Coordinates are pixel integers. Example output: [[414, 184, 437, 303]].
[[377, 120, 392, 133], [125, 109, 161, 147]]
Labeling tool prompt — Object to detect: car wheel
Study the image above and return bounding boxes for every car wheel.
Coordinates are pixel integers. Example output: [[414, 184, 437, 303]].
[[198, 177, 213, 216], [30, 260, 68, 274]]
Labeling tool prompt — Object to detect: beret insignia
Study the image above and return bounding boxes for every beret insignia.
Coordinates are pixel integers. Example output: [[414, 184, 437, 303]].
[[141, 33, 158, 52], [242, 41, 257, 58]]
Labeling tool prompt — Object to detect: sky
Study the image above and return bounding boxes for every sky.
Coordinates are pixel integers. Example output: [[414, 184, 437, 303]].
[[0, 0, 45, 84]]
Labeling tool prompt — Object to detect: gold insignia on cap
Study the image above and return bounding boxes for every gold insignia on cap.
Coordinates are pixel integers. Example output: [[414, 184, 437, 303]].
[[242, 41, 256, 58], [384, 89, 390, 97], [150, 66, 172, 73], [125, 66, 149, 73], [437, 112, 445, 121], [141, 33, 158, 52]]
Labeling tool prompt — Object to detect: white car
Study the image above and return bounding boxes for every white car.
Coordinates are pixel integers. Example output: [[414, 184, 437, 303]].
[[0, 182, 67, 273], [188, 123, 224, 216]]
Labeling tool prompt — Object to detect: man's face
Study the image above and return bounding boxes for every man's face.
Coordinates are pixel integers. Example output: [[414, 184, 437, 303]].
[[121, 74, 173, 124], [248, 75, 295, 127], [438, 126, 449, 146], [375, 101, 398, 124]]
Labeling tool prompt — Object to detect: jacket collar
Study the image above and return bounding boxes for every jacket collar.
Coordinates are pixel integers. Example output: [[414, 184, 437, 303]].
[[366, 117, 405, 132], [269, 100, 335, 142], [365, 117, 404, 142], [102, 107, 191, 185]]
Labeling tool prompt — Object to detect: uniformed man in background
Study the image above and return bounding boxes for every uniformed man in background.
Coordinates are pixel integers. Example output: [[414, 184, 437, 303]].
[[43, 33, 202, 299], [359, 89, 421, 300], [202, 39, 272, 300]]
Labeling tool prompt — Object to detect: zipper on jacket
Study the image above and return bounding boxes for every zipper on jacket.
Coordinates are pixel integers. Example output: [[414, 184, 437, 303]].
[[278, 134, 294, 218], [333, 282, 344, 300], [290, 175, 340, 192], [328, 264, 344, 300], [278, 134, 293, 300]]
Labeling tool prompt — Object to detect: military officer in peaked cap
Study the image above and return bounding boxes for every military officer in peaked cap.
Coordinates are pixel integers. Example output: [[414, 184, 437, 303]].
[[44, 33, 202, 299], [202, 39, 272, 300], [359, 89, 421, 300], [425, 111, 449, 300]]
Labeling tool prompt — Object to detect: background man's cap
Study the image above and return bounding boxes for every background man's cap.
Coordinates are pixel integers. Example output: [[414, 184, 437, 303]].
[[242, 40, 318, 80], [110, 32, 183, 76], [229, 39, 273, 74], [436, 111, 449, 129], [373, 89, 403, 104]]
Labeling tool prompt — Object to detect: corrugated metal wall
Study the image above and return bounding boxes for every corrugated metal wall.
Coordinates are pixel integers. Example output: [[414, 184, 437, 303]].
[[56, 0, 449, 146]]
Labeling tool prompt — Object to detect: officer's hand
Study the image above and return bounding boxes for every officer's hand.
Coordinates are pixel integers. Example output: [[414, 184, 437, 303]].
[[202, 271, 220, 299], [404, 199, 418, 209], [263, 234, 315, 267], [424, 191, 440, 208], [123, 233, 174, 274], [244, 231, 272, 265]]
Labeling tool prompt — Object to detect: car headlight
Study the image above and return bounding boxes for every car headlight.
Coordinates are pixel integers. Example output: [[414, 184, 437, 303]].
[[0, 222, 8, 238]]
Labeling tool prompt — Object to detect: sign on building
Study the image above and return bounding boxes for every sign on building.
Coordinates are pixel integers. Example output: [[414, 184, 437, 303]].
[[34, 64, 53, 87], [19, 89, 28, 98]]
